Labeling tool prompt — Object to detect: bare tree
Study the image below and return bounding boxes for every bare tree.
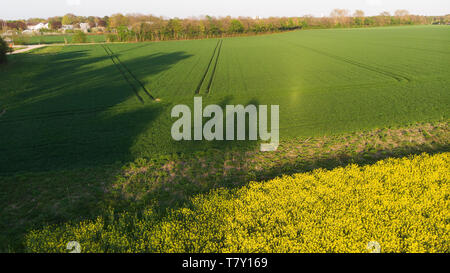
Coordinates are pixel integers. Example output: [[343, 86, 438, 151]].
[[395, 10, 410, 17], [330, 9, 350, 26], [330, 9, 350, 18], [353, 10, 365, 18]]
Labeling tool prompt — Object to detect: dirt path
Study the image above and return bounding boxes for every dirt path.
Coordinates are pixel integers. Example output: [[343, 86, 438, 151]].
[[11, 45, 46, 54]]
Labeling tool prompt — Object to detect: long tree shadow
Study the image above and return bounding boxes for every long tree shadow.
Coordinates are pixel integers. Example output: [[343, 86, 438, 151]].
[[0, 47, 192, 173]]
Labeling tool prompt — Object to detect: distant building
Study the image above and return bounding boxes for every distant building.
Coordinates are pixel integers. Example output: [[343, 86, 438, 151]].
[[79, 23, 91, 33], [28, 23, 49, 32], [61, 25, 74, 30]]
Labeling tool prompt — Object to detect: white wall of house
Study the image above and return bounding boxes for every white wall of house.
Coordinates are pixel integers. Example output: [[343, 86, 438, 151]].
[[28, 23, 49, 31], [79, 23, 91, 32], [62, 25, 74, 30]]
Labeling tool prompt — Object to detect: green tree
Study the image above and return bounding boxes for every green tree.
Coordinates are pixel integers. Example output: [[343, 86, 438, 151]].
[[62, 14, 76, 25], [109, 14, 129, 28], [0, 37, 12, 64], [229, 19, 244, 34], [167, 18, 183, 38], [72, 30, 87, 43], [49, 19, 62, 30]]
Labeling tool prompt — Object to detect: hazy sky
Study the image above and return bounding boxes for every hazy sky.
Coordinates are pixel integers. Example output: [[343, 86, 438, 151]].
[[2, 0, 449, 20]]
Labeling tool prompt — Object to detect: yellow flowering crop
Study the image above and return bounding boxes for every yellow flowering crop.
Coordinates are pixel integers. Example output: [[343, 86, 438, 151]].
[[26, 153, 449, 253]]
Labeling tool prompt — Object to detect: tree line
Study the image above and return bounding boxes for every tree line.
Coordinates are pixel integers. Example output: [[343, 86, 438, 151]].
[[1, 10, 449, 42]]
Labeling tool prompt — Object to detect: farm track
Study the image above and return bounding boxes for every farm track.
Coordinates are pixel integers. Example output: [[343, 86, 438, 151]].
[[195, 39, 222, 95], [102, 45, 155, 102], [10, 45, 46, 54], [290, 42, 412, 83]]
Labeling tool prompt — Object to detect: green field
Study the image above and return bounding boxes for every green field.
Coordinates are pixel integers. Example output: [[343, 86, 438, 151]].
[[1, 26, 448, 173], [0, 26, 449, 251]]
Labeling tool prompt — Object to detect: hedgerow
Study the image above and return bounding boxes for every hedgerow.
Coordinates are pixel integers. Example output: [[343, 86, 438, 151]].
[[25, 152, 449, 253]]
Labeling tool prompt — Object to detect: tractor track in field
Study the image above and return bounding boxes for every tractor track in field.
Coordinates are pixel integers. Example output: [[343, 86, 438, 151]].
[[102, 45, 155, 102], [104, 46, 156, 100], [290, 43, 412, 83], [195, 39, 222, 95], [102, 45, 144, 103], [205, 39, 223, 94]]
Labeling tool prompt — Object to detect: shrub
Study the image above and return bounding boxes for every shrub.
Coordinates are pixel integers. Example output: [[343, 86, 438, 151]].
[[25, 152, 450, 253], [10, 34, 30, 45], [106, 33, 119, 43], [72, 31, 87, 43], [0, 36, 12, 63]]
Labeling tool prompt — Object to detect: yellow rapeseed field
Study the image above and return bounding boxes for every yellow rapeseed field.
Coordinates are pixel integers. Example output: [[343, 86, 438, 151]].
[[26, 153, 449, 253]]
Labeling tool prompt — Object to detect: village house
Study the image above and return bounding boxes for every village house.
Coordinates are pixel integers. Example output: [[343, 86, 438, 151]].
[[79, 23, 91, 32], [61, 25, 74, 31], [27, 22, 49, 32]]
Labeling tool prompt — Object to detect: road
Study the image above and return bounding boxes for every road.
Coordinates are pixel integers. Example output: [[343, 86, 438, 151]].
[[11, 45, 46, 54]]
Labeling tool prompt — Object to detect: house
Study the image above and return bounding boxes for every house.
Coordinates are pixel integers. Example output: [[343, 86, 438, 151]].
[[79, 23, 91, 33], [28, 22, 49, 32], [61, 25, 74, 30]]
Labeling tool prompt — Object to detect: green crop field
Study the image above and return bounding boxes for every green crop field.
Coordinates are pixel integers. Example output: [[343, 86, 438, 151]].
[[0, 25, 449, 251], [1, 26, 448, 173]]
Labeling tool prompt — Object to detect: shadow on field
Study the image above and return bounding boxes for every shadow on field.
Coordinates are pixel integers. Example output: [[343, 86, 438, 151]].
[[0, 47, 192, 173]]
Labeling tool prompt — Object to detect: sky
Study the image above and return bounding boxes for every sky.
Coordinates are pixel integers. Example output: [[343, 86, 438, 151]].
[[2, 0, 449, 20]]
